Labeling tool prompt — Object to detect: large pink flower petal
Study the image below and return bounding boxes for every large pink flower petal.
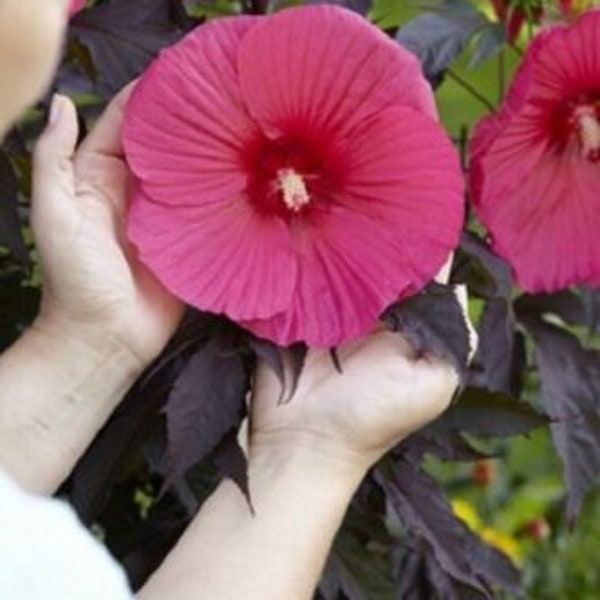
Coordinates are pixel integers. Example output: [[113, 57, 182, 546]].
[[476, 145, 600, 292], [341, 106, 464, 283], [241, 210, 409, 348], [128, 187, 297, 320], [123, 17, 261, 207], [471, 104, 549, 214], [531, 12, 600, 105], [243, 107, 464, 348], [237, 5, 435, 142]]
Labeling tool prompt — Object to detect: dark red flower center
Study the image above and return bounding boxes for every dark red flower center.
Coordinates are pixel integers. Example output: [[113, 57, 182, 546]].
[[242, 131, 344, 218]]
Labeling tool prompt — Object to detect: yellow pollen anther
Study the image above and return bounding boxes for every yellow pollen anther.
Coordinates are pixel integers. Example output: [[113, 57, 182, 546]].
[[277, 168, 311, 212], [576, 106, 600, 162]]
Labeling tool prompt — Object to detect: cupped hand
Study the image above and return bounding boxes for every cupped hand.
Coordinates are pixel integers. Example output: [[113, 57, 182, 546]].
[[251, 328, 460, 474], [31, 89, 183, 367]]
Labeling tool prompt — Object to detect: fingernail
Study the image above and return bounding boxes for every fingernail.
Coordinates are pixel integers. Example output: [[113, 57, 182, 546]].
[[48, 94, 63, 127]]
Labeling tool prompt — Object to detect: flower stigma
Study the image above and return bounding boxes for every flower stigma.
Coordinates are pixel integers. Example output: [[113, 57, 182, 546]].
[[574, 104, 600, 163], [277, 168, 311, 212]]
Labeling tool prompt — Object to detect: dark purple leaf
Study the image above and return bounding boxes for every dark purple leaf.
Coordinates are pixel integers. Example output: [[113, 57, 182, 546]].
[[515, 290, 585, 327], [423, 552, 468, 600], [393, 543, 489, 600], [214, 430, 252, 510], [169, 0, 203, 30], [247, 337, 308, 404], [70, 0, 183, 97], [146, 309, 225, 382], [171, 478, 200, 515], [377, 458, 520, 596], [329, 533, 395, 600], [401, 387, 545, 465], [246, 335, 286, 400], [70, 360, 177, 522], [439, 387, 547, 438], [306, 0, 372, 15], [581, 286, 600, 336], [457, 232, 512, 299], [164, 336, 248, 482], [281, 342, 308, 404], [396, 0, 488, 87], [319, 560, 343, 600], [330, 348, 343, 374], [401, 428, 489, 463], [392, 544, 432, 600], [469, 298, 526, 396], [0, 151, 28, 264], [525, 319, 600, 524], [383, 283, 471, 382]]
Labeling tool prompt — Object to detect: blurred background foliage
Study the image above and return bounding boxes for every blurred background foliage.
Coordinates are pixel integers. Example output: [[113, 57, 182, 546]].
[[415, 2, 600, 595]]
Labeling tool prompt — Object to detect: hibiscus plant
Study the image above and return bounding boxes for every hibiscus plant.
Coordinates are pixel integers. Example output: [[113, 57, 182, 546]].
[[2, 0, 600, 598]]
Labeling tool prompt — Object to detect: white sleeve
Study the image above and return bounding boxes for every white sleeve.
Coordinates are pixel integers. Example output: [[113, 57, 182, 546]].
[[0, 470, 135, 600]]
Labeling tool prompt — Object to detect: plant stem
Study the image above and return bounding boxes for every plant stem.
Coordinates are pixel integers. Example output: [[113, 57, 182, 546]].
[[447, 70, 496, 113]]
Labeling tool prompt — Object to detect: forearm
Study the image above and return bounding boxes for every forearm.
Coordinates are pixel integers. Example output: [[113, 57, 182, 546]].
[[138, 435, 366, 600], [0, 317, 142, 494]]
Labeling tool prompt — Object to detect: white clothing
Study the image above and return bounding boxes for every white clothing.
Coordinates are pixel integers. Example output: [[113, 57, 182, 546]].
[[0, 471, 134, 599]]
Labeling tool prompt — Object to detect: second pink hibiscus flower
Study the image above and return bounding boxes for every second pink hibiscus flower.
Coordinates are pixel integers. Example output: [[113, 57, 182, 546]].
[[470, 9, 600, 293], [124, 5, 464, 347]]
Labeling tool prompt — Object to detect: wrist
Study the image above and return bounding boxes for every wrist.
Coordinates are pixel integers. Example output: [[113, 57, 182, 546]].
[[0, 314, 144, 493], [249, 429, 370, 493], [32, 308, 147, 377]]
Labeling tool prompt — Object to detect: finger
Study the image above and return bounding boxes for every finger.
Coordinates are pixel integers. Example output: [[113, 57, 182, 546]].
[[32, 95, 79, 204], [75, 81, 137, 163], [31, 94, 80, 242]]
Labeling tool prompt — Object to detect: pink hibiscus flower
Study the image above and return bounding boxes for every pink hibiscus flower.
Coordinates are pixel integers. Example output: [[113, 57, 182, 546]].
[[124, 5, 464, 348], [470, 10, 600, 293], [69, 0, 86, 16]]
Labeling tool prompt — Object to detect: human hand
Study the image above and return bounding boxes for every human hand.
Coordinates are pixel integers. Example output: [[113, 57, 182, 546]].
[[251, 330, 460, 475], [0, 0, 71, 137], [31, 90, 183, 368]]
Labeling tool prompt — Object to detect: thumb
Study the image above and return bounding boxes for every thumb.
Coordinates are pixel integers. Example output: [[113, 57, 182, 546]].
[[31, 94, 79, 229]]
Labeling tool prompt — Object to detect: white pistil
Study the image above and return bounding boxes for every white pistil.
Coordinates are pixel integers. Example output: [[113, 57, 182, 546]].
[[576, 106, 600, 162], [277, 168, 311, 212]]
